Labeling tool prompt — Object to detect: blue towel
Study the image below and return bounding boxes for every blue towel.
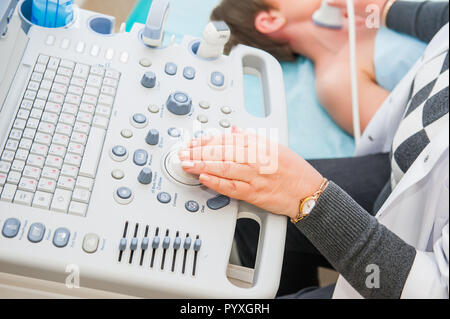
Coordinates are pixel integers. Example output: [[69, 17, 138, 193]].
[[127, 0, 426, 159]]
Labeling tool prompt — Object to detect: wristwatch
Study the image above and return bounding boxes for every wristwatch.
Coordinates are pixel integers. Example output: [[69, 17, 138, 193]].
[[291, 179, 329, 224]]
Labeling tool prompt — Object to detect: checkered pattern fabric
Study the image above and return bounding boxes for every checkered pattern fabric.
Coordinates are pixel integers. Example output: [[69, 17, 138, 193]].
[[391, 50, 449, 189]]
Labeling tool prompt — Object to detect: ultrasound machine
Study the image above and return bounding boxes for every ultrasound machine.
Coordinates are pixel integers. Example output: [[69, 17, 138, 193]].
[[0, 0, 288, 298]]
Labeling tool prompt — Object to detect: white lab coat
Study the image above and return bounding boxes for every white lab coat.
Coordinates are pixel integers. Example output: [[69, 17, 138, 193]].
[[332, 24, 449, 299]]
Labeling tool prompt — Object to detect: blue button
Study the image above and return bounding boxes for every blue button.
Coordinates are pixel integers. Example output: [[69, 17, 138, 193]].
[[162, 236, 170, 249], [130, 238, 138, 250], [145, 129, 160, 146], [207, 195, 231, 210], [53, 227, 70, 248], [27, 222, 46, 243], [133, 149, 148, 166], [141, 71, 157, 88], [138, 167, 153, 185], [112, 145, 127, 157], [173, 237, 181, 250], [119, 238, 127, 251], [183, 66, 196, 80], [152, 236, 160, 249], [168, 127, 181, 138], [185, 200, 199, 213], [117, 187, 132, 200], [183, 237, 192, 250], [2, 218, 21, 238], [132, 113, 147, 124], [194, 238, 202, 251], [157, 192, 171, 204], [166, 92, 192, 115], [210, 71, 225, 87], [141, 237, 149, 250], [165, 62, 177, 76]]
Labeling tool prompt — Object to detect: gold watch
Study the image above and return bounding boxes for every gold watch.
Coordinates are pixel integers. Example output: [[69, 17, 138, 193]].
[[291, 179, 329, 224]]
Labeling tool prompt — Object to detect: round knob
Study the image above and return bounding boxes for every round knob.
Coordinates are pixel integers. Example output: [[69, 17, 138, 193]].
[[138, 167, 153, 185], [141, 71, 157, 88], [166, 92, 192, 116], [145, 129, 160, 145], [164, 150, 200, 186]]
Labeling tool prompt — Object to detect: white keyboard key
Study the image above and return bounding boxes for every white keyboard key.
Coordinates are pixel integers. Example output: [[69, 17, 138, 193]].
[[15, 149, 29, 161], [44, 69, 56, 81], [27, 154, 45, 168], [38, 178, 57, 193], [50, 188, 72, 213], [60, 59, 75, 69], [30, 143, 48, 156], [42, 166, 60, 180], [38, 122, 55, 135], [98, 94, 114, 107], [33, 99, 46, 110], [32, 191, 53, 209], [23, 166, 41, 180], [22, 128, 36, 140], [37, 54, 50, 64], [103, 77, 118, 88], [74, 122, 90, 135], [92, 115, 109, 129], [49, 144, 67, 157], [18, 177, 37, 192], [31, 72, 43, 82], [82, 94, 97, 105], [7, 171, 21, 184], [90, 45, 100, 57], [13, 119, 26, 130], [1, 150, 15, 162], [30, 108, 43, 120], [56, 123, 73, 136], [68, 142, 84, 156], [75, 41, 85, 53], [45, 102, 62, 114], [90, 67, 105, 77], [57, 176, 75, 190], [101, 86, 116, 96], [52, 134, 70, 147], [61, 164, 78, 178], [27, 81, 40, 91], [41, 112, 58, 125], [0, 161, 10, 173], [21, 99, 34, 110], [35, 132, 52, 146], [64, 153, 82, 167], [0, 173, 7, 186], [87, 75, 102, 88], [84, 86, 99, 97], [68, 85, 83, 96], [70, 77, 86, 88], [79, 103, 95, 114], [57, 66, 72, 77], [37, 89, 50, 100], [79, 127, 105, 178], [11, 160, 25, 172], [24, 90, 36, 100], [59, 113, 76, 126], [95, 105, 112, 118], [65, 93, 81, 106], [74, 63, 90, 79], [40, 79, 53, 90], [105, 69, 120, 80], [26, 118, 40, 129], [9, 129, 23, 140], [14, 190, 34, 206], [34, 63, 46, 73], [71, 132, 88, 145], [69, 201, 88, 216], [19, 138, 33, 150], [17, 109, 30, 120], [72, 187, 91, 203], [5, 139, 18, 151], [0, 183, 16, 202], [76, 176, 94, 191], [54, 75, 70, 86], [47, 57, 60, 70], [52, 83, 67, 94], [77, 111, 93, 124], [48, 92, 65, 104], [45, 155, 63, 169]]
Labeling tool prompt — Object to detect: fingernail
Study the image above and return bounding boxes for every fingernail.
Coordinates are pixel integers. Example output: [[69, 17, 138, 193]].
[[181, 161, 195, 168], [200, 174, 210, 182]]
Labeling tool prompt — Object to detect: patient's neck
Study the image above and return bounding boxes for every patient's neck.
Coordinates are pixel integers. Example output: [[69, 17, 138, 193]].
[[285, 21, 349, 64]]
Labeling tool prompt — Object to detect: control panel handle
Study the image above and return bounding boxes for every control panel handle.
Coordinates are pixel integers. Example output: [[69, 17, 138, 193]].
[[142, 0, 170, 47]]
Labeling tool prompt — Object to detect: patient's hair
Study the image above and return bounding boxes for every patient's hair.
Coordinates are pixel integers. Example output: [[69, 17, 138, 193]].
[[211, 0, 297, 61]]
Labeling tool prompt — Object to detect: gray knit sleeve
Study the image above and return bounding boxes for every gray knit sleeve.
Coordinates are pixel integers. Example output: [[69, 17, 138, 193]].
[[295, 181, 416, 299]]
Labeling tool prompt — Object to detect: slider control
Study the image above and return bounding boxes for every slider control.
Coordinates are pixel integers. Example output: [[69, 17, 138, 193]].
[[161, 230, 171, 270], [140, 225, 150, 266], [182, 234, 191, 274], [150, 228, 160, 268], [129, 224, 139, 264], [171, 232, 181, 272], [118, 221, 129, 262], [192, 236, 202, 276]]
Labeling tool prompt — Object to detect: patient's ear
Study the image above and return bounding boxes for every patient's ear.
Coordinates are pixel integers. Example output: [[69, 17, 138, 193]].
[[255, 10, 286, 34]]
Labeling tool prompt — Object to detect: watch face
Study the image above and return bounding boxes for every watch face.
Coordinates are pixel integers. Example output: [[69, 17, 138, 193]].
[[302, 199, 316, 215]]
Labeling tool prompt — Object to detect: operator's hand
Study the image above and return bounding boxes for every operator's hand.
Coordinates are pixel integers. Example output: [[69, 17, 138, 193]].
[[327, 0, 389, 20], [178, 128, 324, 220]]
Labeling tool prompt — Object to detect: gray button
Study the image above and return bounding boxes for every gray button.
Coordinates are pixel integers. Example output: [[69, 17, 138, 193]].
[[53, 227, 70, 248], [148, 104, 160, 113], [152, 236, 160, 249], [207, 195, 231, 210], [197, 115, 208, 123], [112, 145, 127, 157], [117, 187, 132, 199], [210, 71, 225, 87], [2, 218, 21, 238], [193, 238, 202, 252], [166, 92, 192, 116], [82, 233, 99, 253], [183, 237, 192, 250], [173, 237, 181, 250], [199, 101, 210, 109], [145, 129, 160, 145], [221, 106, 232, 114], [162, 236, 170, 249], [130, 237, 138, 250], [133, 149, 148, 166], [138, 167, 153, 185], [219, 119, 231, 128], [157, 192, 171, 204], [27, 222, 46, 243], [121, 129, 133, 138], [141, 237, 149, 250], [141, 71, 157, 88], [132, 113, 147, 125], [111, 169, 125, 180], [165, 62, 177, 76], [139, 58, 152, 67], [168, 127, 181, 138], [185, 200, 199, 212], [183, 66, 196, 80], [119, 238, 127, 251]]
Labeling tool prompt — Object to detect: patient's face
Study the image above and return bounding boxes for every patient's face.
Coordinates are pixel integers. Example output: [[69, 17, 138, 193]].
[[267, 0, 320, 22]]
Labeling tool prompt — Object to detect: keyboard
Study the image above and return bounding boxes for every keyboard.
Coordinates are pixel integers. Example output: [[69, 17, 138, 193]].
[[0, 54, 120, 216]]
